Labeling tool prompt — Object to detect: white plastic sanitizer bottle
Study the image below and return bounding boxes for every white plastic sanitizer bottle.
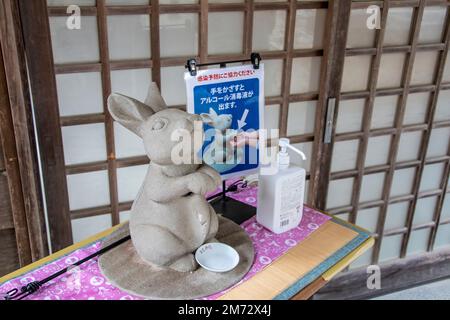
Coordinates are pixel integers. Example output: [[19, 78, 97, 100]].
[[257, 138, 307, 234]]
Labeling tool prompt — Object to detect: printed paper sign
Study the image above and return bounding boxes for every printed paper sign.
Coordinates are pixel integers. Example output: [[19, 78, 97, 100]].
[[185, 64, 265, 179]]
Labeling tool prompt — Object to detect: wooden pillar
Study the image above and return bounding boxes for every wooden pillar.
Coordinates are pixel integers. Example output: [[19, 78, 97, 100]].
[[0, 0, 49, 262], [309, 0, 352, 210], [17, 0, 73, 250]]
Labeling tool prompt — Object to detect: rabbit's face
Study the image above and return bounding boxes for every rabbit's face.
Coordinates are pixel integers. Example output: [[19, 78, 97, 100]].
[[108, 83, 204, 166], [201, 108, 233, 132], [142, 109, 203, 165], [217, 114, 233, 131]]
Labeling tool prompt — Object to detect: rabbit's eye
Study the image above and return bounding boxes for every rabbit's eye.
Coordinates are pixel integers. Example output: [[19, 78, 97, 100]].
[[151, 119, 166, 131]]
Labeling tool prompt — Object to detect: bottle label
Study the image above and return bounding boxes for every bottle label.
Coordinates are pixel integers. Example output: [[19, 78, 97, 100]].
[[276, 171, 305, 230]]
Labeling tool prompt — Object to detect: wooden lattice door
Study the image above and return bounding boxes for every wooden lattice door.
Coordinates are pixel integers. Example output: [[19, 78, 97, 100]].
[[311, 0, 450, 271], [19, 0, 332, 249]]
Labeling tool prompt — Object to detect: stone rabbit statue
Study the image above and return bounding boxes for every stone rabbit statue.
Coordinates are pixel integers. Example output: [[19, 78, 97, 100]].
[[108, 83, 222, 272]]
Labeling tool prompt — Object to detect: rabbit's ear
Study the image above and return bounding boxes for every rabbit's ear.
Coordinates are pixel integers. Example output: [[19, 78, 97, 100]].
[[209, 108, 218, 119], [108, 93, 155, 137], [144, 82, 167, 113], [201, 113, 214, 125]]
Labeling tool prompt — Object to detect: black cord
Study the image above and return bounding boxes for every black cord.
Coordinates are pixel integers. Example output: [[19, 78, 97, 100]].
[[206, 179, 247, 202], [3, 235, 131, 300]]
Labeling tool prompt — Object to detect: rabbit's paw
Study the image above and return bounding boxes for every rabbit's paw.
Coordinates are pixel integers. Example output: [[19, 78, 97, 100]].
[[170, 253, 198, 273], [188, 172, 217, 195], [197, 211, 208, 225], [198, 165, 222, 187], [205, 238, 219, 244]]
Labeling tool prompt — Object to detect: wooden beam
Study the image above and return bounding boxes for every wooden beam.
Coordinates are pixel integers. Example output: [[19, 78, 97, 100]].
[[349, 0, 389, 225], [97, 0, 120, 226], [2, 0, 55, 256], [346, 43, 446, 56], [243, 0, 254, 57], [150, 0, 161, 88], [71, 201, 133, 220], [309, 0, 352, 209], [0, 229, 20, 277], [199, 0, 208, 63], [47, 1, 329, 17], [327, 187, 445, 216], [278, 0, 297, 138], [60, 113, 106, 127], [400, 6, 450, 257], [314, 246, 450, 300], [292, 277, 328, 300], [0, 139, 4, 172], [53, 49, 323, 75], [330, 156, 449, 180], [65, 155, 149, 175], [0, 23, 32, 265], [372, 0, 425, 264], [428, 140, 450, 250]]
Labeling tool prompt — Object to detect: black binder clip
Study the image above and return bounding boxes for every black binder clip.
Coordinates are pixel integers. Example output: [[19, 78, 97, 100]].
[[185, 53, 262, 76], [251, 53, 261, 70], [186, 58, 198, 76]]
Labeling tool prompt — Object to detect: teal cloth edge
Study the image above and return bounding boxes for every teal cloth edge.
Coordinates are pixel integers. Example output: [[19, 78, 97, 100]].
[[273, 218, 371, 300]]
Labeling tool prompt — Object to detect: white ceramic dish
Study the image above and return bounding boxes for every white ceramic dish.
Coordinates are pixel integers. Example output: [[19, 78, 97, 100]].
[[195, 243, 240, 273]]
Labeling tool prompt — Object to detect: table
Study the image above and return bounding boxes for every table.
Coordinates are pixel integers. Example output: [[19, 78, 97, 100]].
[[0, 186, 373, 300]]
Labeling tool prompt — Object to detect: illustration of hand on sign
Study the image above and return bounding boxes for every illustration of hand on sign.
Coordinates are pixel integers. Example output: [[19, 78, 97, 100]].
[[230, 131, 259, 148]]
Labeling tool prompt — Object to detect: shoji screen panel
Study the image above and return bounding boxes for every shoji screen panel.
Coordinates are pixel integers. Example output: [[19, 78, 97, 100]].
[[49, 0, 159, 243], [283, 1, 328, 196], [46, 0, 330, 243], [325, 0, 450, 269]]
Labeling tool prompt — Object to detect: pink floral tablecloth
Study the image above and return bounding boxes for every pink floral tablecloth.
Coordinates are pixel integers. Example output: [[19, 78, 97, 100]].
[[0, 185, 330, 300]]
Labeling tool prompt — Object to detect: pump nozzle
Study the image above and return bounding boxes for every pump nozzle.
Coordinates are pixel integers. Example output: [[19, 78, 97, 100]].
[[279, 138, 307, 160]]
